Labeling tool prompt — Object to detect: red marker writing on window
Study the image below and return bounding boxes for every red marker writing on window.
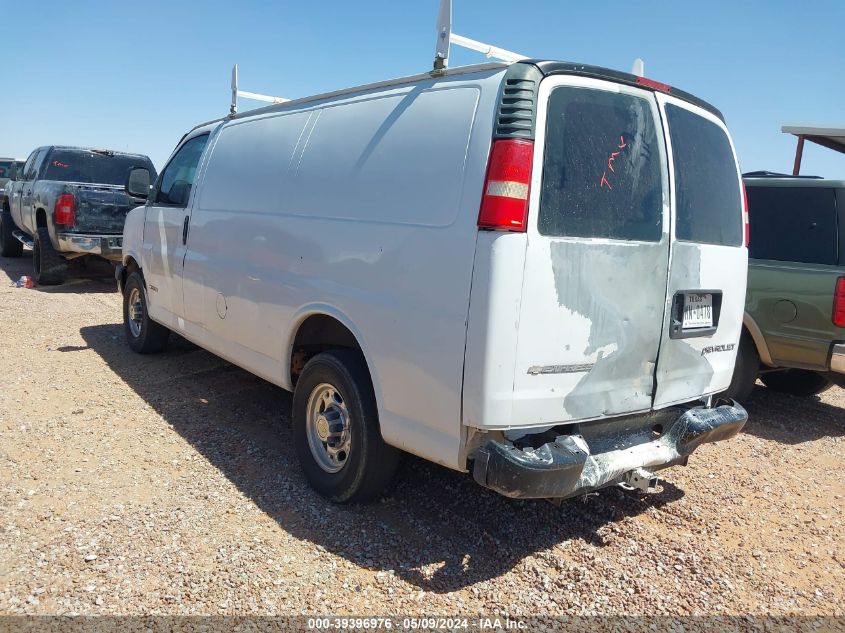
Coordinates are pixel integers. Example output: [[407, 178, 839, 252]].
[[600, 135, 626, 189]]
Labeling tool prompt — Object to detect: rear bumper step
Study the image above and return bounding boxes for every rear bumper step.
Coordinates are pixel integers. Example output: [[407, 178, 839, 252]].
[[472, 401, 747, 499], [56, 233, 123, 261], [831, 344, 845, 374]]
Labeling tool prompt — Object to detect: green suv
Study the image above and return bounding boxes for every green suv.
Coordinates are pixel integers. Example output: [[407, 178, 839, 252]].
[[727, 173, 845, 401]]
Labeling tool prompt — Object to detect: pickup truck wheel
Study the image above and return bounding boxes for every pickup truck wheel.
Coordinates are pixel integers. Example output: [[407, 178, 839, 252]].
[[723, 332, 759, 403], [123, 271, 170, 353], [760, 369, 833, 397], [292, 349, 399, 503], [0, 210, 23, 257], [32, 226, 67, 285]]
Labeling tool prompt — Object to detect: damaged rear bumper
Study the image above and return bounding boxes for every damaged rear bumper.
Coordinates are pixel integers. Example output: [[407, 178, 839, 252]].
[[472, 401, 747, 499], [56, 233, 123, 261]]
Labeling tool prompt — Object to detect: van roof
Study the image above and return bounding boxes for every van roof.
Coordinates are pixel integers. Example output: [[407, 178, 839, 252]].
[[189, 59, 724, 134]]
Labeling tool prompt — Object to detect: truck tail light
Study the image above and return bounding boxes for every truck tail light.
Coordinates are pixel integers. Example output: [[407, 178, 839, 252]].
[[54, 194, 76, 226], [478, 138, 534, 232], [742, 183, 750, 246], [834, 277, 845, 328]]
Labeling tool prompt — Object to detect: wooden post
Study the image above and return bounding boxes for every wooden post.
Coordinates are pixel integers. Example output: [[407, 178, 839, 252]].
[[792, 135, 805, 176]]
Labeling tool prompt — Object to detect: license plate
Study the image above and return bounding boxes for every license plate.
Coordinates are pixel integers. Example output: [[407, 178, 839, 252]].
[[682, 293, 713, 329]]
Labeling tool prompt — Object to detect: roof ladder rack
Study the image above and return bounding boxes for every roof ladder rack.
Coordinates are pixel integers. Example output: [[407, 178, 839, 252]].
[[433, 0, 527, 71], [230, 64, 290, 115]]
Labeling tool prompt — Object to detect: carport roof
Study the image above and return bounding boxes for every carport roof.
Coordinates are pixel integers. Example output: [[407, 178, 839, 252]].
[[782, 125, 845, 155]]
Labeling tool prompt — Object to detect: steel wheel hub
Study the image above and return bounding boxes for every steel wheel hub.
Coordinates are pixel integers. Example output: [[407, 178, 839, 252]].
[[128, 287, 143, 338], [305, 383, 351, 473]]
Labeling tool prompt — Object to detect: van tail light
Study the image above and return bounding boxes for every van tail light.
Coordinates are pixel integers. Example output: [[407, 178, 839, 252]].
[[54, 194, 76, 226], [834, 277, 845, 328], [478, 138, 534, 232], [742, 183, 750, 246]]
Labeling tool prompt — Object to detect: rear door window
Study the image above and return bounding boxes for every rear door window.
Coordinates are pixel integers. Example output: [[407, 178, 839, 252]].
[[538, 87, 663, 241], [665, 104, 742, 246], [43, 150, 156, 186], [746, 186, 838, 265]]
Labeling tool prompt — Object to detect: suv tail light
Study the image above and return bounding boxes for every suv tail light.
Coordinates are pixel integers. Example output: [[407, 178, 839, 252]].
[[54, 194, 76, 226], [742, 183, 750, 246], [834, 277, 845, 328], [478, 139, 534, 232]]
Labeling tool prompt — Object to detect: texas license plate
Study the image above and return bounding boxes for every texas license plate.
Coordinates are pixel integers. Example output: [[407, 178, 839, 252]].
[[682, 293, 713, 329]]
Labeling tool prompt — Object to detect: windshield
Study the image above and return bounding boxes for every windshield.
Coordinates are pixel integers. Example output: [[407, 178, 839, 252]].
[[42, 150, 157, 186], [0, 161, 13, 179]]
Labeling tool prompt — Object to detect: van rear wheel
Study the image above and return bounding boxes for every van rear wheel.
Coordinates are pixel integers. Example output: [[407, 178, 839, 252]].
[[292, 349, 399, 503], [760, 369, 832, 397], [123, 271, 170, 353]]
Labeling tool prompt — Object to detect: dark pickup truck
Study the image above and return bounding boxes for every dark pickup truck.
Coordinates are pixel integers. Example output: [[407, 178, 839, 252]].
[[1, 146, 156, 284]]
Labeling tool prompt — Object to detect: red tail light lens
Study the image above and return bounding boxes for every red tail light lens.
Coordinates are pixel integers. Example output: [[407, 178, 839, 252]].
[[742, 183, 750, 246], [478, 139, 534, 232], [834, 277, 845, 328], [54, 194, 76, 226]]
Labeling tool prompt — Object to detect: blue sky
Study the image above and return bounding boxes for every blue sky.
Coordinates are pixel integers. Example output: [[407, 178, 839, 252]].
[[3, 0, 844, 177]]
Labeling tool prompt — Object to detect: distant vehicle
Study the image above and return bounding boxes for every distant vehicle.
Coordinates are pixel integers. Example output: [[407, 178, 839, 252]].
[[1, 146, 157, 285], [0, 157, 24, 190], [118, 29, 748, 503], [725, 171, 845, 401]]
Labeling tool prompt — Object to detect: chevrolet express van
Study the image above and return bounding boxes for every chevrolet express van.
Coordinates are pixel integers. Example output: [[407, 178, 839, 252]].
[[119, 60, 748, 502]]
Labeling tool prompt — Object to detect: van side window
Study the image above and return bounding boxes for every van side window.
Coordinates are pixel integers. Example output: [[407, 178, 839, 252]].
[[665, 105, 742, 247], [156, 135, 209, 207], [538, 87, 663, 241], [747, 186, 838, 265]]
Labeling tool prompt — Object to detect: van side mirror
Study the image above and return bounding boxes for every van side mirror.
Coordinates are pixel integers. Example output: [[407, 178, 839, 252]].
[[126, 167, 151, 198]]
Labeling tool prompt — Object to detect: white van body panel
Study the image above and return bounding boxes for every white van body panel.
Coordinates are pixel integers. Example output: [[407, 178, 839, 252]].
[[174, 69, 507, 470], [123, 61, 747, 494], [651, 94, 747, 407]]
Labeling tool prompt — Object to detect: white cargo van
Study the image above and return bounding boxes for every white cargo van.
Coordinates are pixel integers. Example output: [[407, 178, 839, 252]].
[[119, 58, 748, 502]]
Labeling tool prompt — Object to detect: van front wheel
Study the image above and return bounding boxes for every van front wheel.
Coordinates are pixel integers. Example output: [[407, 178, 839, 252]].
[[123, 271, 170, 353], [292, 350, 399, 503]]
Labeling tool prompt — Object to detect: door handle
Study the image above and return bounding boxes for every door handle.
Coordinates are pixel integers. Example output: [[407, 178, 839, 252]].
[[182, 215, 189, 245]]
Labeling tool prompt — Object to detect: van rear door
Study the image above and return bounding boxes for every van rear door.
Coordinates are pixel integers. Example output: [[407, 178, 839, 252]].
[[651, 96, 746, 407], [510, 76, 671, 426]]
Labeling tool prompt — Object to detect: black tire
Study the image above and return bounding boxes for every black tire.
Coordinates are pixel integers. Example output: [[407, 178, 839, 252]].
[[122, 271, 170, 353], [32, 226, 67, 285], [292, 349, 399, 503], [760, 369, 833, 397], [0, 209, 23, 257], [723, 332, 760, 403]]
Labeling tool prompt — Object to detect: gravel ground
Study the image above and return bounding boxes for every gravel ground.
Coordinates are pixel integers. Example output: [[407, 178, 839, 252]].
[[0, 255, 843, 619]]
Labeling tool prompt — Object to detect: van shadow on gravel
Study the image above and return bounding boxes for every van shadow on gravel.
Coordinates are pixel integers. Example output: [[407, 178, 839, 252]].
[[0, 251, 118, 294], [740, 384, 845, 444], [82, 322, 686, 593]]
